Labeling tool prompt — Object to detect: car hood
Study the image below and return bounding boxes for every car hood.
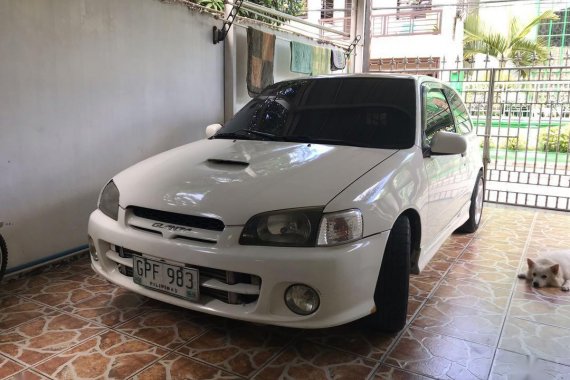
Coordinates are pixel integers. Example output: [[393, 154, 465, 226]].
[[114, 139, 397, 225]]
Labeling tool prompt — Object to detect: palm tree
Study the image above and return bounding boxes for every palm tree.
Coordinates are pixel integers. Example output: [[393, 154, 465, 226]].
[[464, 11, 559, 68]]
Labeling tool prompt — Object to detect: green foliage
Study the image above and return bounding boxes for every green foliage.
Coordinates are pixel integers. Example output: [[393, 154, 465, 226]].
[[502, 137, 527, 151], [539, 126, 570, 153], [464, 11, 559, 70], [195, 0, 306, 24], [197, 0, 224, 11]]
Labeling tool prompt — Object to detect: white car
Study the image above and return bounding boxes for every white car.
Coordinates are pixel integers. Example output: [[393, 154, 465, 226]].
[[88, 74, 483, 332]]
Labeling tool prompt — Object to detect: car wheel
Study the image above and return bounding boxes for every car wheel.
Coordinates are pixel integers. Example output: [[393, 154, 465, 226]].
[[457, 171, 484, 233], [0, 234, 7, 282], [367, 215, 410, 333]]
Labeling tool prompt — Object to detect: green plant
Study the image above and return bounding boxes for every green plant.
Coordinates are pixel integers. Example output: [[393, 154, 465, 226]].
[[539, 126, 570, 153], [497, 136, 526, 151], [464, 11, 558, 73], [197, 0, 224, 11], [196, 0, 306, 24]]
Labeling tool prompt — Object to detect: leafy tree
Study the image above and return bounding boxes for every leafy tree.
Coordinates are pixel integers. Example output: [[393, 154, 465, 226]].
[[196, 0, 306, 24], [464, 11, 559, 67]]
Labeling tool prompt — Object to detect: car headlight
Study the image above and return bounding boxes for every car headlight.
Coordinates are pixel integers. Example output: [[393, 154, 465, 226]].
[[240, 208, 363, 247], [98, 180, 120, 220], [317, 209, 363, 246], [239, 208, 323, 247]]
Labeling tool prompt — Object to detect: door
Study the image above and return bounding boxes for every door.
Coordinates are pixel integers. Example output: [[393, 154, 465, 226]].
[[422, 85, 466, 241]]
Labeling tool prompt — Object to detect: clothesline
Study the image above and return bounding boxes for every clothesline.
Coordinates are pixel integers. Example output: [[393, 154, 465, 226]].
[[231, 15, 353, 53]]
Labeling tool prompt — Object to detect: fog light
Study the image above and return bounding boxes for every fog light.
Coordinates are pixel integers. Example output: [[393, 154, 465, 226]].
[[88, 236, 98, 261], [285, 284, 320, 315]]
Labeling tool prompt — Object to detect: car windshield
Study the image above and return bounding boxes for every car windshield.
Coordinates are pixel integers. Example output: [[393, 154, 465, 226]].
[[215, 77, 416, 149]]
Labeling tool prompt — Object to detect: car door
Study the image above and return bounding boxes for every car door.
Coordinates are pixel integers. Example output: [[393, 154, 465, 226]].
[[443, 86, 479, 207], [422, 84, 466, 241]]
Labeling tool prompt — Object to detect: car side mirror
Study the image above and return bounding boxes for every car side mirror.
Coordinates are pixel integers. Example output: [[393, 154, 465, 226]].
[[205, 123, 223, 138], [429, 131, 467, 155]]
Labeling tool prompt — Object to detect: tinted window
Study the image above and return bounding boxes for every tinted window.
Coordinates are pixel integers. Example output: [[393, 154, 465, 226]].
[[444, 88, 473, 135], [424, 88, 455, 142], [217, 78, 416, 149]]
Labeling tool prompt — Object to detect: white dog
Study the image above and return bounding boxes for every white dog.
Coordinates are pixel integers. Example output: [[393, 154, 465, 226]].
[[518, 251, 570, 291]]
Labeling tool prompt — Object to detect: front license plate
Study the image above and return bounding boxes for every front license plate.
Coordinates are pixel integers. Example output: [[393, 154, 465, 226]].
[[133, 256, 199, 301]]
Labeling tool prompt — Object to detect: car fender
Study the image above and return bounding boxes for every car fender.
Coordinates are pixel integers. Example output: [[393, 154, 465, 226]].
[[323, 147, 427, 237]]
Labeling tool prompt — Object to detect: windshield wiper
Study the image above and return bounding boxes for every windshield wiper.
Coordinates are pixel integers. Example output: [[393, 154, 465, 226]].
[[214, 129, 280, 141], [245, 130, 280, 140], [282, 136, 350, 145]]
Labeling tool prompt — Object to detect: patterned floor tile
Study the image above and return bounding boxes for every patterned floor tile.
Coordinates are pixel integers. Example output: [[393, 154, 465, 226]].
[[509, 292, 570, 330], [116, 309, 211, 349], [409, 276, 440, 299], [489, 349, 570, 380], [305, 321, 398, 360], [373, 365, 433, 380], [407, 296, 425, 323], [0, 274, 79, 297], [469, 232, 529, 251], [0, 313, 105, 366], [34, 331, 166, 379], [411, 298, 503, 346], [19, 277, 116, 310], [417, 259, 453, 278], [459, 247, 522, 269], [61, 289, 149, 327], [253, 340, 376, 380], [0, 297, 55, 331], [132, 353, 240, 380], [429, 278, 512, 314], [177, 323, 293, 377], [445, 261, 517, 285], [514, 279, 570, 301], [4, 369, 50, 380], [385, 327, 494, 380], [499, 318, 570, 366], [0, 355, 24, 380]]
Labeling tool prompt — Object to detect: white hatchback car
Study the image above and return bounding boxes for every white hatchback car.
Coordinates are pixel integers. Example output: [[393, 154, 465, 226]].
[[88, 74, 483, 332]]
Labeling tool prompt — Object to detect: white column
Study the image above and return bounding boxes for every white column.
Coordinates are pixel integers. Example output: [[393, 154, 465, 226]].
[[224, 2, 237, 122]]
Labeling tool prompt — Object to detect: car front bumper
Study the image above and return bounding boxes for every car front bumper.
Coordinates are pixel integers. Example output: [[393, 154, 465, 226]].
[[88, 209, 390, 328]]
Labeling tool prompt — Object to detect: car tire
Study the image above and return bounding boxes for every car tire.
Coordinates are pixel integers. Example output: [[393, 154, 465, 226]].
[[0, 234, 7, 282], [457, 171, 484, 233], [367, 215, 410, 333]]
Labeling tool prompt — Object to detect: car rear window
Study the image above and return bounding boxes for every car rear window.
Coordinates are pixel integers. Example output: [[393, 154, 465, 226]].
[[217, 77, 416, 149]]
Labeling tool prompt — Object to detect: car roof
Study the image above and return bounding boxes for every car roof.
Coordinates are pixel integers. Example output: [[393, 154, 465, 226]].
[[299, 73, 442, 85]]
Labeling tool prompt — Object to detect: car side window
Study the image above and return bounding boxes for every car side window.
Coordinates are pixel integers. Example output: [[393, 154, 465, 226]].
[[424, 88, 455, 143], [444, 88, 473, 135]]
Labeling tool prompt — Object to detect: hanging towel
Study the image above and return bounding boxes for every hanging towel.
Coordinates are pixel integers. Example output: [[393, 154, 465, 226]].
[[290, 41, 313, 74], [247, 27, 276, 97], [331, 49, 347, 71], [312, 46, 331, 76]]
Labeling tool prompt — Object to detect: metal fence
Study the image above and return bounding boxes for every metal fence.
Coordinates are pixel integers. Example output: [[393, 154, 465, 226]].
[[371, 9, 442, 37], [374, 55, 570, 211]]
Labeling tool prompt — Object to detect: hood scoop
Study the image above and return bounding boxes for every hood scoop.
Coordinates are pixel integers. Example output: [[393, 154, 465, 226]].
[[206, 158, 249, 168]]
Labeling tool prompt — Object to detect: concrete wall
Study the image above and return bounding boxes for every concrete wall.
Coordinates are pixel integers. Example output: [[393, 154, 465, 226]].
[[0, 0, 224, 271]]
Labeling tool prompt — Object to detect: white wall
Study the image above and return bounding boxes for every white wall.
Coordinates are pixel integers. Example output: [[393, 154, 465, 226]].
[[369, 0, 464, 67], [0, 0, 224, 271]]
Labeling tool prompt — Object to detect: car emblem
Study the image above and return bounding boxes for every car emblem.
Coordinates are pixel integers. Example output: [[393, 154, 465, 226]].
[[152, 222, 192, 233]]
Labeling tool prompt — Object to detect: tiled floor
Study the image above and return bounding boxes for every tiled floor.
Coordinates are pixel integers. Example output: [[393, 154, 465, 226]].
[[1, 204, 570, 380]]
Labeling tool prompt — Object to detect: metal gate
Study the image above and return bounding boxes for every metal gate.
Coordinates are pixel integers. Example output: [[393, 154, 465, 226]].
[[376, 58, 570, 211]]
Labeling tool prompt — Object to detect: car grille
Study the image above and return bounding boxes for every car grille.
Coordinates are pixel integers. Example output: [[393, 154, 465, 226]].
[[110, 245, 261, 306], [126, 206, 225, 244], [130, 206, 225, 231]]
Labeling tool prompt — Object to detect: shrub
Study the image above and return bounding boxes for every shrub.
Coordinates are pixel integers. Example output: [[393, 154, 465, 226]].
[[539, 126, 570, 153], [499, 136, 527, 151]]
